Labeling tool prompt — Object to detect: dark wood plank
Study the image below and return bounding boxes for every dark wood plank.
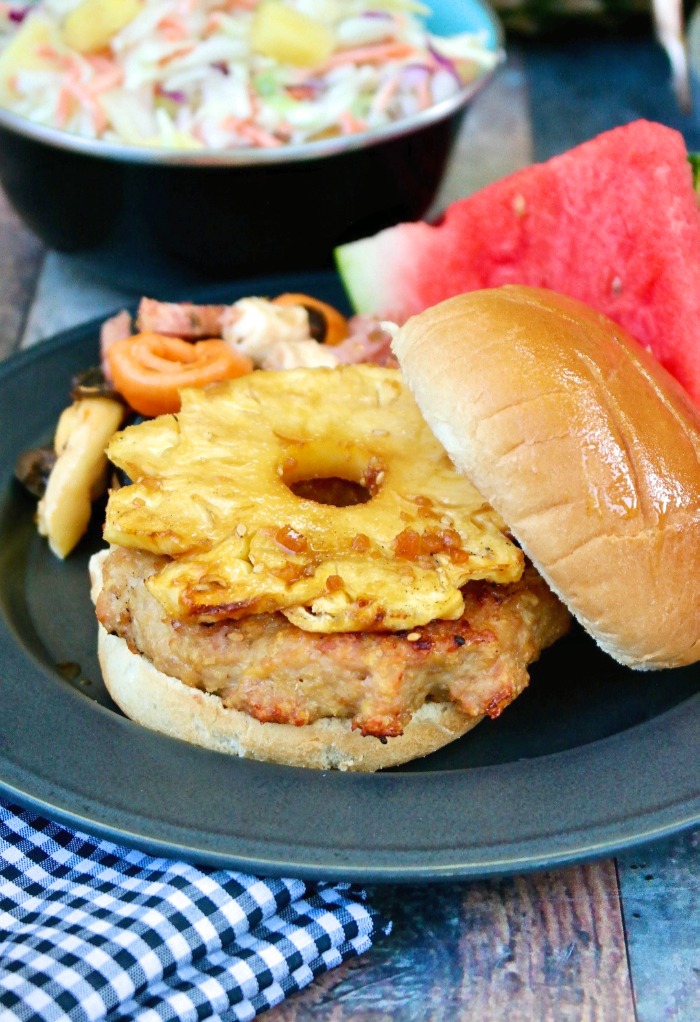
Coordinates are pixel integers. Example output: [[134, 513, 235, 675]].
[[0, 186, 44, 361], [618, 829, 699, 1022], [270, 861, 635, 1021]]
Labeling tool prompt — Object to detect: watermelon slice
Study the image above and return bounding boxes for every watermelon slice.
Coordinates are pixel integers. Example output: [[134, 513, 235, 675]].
[[336, 120, 700, 405]]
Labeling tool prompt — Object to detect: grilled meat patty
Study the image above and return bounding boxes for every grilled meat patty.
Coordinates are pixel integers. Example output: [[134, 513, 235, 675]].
[[96, 546, 570, 738]]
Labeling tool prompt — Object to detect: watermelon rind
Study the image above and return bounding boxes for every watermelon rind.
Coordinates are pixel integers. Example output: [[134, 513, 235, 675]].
[[689, 152, 700, 193], [334, 237, 382, 316]]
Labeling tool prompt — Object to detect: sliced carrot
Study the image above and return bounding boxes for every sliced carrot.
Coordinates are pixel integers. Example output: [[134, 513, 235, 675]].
[[107, 333, 253, 417], [272, 293, 348, 346]]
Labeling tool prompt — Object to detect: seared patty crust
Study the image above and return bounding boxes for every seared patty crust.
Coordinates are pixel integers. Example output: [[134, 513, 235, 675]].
[[95, 546, 570, 738]]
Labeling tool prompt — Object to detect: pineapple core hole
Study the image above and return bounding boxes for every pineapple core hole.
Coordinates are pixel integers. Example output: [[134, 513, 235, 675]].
[[289, 477, 371, 508], [280, 444, 383, 507]]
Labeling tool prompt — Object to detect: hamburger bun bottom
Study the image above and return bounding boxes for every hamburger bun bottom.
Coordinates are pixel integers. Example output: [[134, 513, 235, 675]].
[[91, 537, 483, 772], [96, 624, 483, 772]]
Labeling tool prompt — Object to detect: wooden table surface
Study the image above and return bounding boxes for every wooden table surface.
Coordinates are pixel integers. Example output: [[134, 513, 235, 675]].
[[0, 32, 697, 1022]]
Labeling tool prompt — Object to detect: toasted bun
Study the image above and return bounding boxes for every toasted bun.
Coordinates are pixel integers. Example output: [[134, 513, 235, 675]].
[[393, 285, 700, 670], [89, 552, 482, 771]]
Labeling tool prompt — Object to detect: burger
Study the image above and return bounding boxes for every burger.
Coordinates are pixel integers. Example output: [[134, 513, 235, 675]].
[[89, 285, 700, 771]]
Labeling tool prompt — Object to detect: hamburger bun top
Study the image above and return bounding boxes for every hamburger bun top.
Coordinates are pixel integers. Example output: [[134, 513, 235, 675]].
[[392, 285, 700, 670]]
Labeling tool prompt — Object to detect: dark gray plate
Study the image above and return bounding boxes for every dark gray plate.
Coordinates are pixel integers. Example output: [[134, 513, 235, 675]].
[[0, 271, 698, 882]]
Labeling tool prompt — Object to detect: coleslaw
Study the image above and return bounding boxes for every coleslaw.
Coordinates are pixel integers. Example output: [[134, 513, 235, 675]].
[[0, 0, 499, 149]]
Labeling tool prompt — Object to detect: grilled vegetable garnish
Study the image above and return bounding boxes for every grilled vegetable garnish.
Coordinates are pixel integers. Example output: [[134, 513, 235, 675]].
[[15, 445, 57, 499], [37, 396, 126, 558]]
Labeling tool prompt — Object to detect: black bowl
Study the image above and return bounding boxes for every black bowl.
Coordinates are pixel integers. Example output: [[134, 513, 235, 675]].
[[0, 0, 503, 294]]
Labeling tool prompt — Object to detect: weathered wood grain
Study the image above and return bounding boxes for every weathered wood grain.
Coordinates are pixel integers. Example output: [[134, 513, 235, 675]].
[[618, 829, 699, 1022], [269, 861, 635, 1022], [0, 187, 44, 360]]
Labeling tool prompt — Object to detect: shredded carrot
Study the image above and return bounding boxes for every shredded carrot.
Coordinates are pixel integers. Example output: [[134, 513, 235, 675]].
[[34, 44, 72, 69], [86, 54, 117, 73], [107, 333, 253, 417], [339, 110, 366, 135], [222, 115, 282, 147], [417, 74, 432, 110], [272, 293, 348, 346], [204, 12, 224, 36], [30, 47, 120, 129], [192, 122, 208, 144], [55, 87, 75, 128], [285, 84, 316, 102], [372, 74, 399, 115], [62, 70, 107, 133], [88, 65, 124, 94], [158, 15, 189, 41], [315, 42, 417, 73], [157, 44, 196, 67], [247, 83, 260, 118], [205, 0, 256, 31]]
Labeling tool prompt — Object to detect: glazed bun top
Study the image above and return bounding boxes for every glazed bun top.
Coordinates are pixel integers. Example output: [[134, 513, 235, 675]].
[[392, 285, 700, 670]]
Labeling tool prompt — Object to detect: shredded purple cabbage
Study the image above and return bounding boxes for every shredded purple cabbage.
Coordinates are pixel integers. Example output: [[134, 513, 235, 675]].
[[156, 85, 187, 104], [400, 63, 432, 87], [9, 7, 31, 23], [428, 43, 461, 83]]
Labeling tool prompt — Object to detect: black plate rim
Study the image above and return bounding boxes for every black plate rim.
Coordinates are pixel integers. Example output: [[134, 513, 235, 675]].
[[0, 700, 697, 883], [1, 287, 698, 883]]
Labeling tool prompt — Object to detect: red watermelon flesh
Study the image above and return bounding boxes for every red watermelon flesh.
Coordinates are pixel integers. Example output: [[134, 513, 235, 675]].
[[336, 119, 700, 405]]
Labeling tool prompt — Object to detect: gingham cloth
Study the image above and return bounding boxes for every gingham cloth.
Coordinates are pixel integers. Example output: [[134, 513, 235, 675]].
[[0, 798, 389, 1022]]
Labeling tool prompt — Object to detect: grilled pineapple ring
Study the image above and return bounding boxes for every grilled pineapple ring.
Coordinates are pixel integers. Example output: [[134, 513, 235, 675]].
[[104, 365, 523, 633]]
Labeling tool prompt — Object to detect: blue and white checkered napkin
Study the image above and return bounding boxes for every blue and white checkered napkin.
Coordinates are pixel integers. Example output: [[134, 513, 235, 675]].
[[0, 798, 389, 1022]]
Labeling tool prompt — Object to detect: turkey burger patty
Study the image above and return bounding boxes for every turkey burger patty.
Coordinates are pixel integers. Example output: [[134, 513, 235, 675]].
[[94, 546, 570, 740]]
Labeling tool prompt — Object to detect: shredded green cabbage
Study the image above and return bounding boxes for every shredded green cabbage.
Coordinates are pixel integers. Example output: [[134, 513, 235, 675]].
[[0, 0, 498, 149]]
